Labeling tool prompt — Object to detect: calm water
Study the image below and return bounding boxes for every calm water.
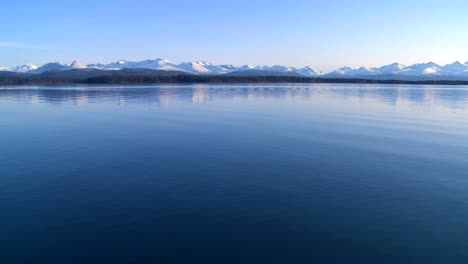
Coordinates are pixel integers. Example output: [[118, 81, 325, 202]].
[[1, 84, 468, 263]]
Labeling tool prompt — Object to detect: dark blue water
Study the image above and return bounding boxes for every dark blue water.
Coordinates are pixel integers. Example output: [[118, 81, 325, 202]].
[[1, 84, 468, 263]]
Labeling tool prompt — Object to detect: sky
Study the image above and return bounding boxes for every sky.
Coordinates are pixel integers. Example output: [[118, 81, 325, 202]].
[[2, 0, 468, 71]]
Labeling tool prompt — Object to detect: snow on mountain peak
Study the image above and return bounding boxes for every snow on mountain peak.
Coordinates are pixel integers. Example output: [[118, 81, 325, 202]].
[[70, 60, 87, 69], [399, 62, 441, 75], [379, 63, 405, 74], [332, 66, 378, 75], [238, 65, 255, 71], [268, 65, 296, 72], [156, 58, 171, 63], [196, 61, 213, 66], [441, 61, 468, 74], [29, 62, 68, 73], [12, 64, 39, 73], [5, 58, 468, 78], [297, 66, 320, 77], [422, 67, 439, 75], [177, 62, 213, 74]]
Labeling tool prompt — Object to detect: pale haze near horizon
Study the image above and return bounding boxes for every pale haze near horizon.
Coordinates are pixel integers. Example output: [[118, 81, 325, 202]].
[[2, 0, 468, 72]]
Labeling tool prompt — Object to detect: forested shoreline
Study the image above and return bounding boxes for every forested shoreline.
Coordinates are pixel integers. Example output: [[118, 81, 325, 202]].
[[2, 75, 468, 86]]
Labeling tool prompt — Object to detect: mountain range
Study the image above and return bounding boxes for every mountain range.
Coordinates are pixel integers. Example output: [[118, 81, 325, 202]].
[[2, 59, 468, 80]]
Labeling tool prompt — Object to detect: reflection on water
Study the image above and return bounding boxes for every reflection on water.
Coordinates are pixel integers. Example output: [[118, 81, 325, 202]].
[[1, 84, 468, 110], [1, 84, 468, 263]]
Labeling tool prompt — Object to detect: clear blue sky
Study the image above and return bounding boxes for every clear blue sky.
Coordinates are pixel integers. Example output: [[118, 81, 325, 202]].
[[2, 0, 468, 71]]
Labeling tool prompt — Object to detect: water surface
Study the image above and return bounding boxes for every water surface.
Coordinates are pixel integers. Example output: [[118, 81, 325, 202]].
[[1, 84, 468, 263]]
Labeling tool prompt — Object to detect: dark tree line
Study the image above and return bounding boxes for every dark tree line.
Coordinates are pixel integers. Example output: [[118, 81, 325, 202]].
[[2, 75, 468, 86]]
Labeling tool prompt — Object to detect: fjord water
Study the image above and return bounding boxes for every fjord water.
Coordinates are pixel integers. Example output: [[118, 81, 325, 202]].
[[1, 84, 468, 263]]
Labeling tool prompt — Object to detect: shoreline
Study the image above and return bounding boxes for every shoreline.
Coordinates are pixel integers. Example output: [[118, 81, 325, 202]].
[[2, 75, 468, 86]]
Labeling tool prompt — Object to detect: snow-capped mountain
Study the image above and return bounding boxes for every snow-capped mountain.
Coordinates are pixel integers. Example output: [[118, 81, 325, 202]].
[[324, 61, 468, 79], [106, 58, 181, 71], [378, 63, 405, 74], [265, 65, 297, 72], [325, 66, 380, 77], [30, 61, 87, 73], [70, 60, 87, 69], [441, 61, 468, 75], [31, 62, 70, 74], [0, 64, 40, 73], [228, 64, 319, 77], [237, 65, 256, 71], [84, 59, 232, 74], [203, 63, 238, 74], [3, 58, 468, 79], [177, 61, 215, 74], [96, 60, 129, 70], [13, 64, 39, 73], [399, 62, 442, 76], [297, 66, 321, 77]]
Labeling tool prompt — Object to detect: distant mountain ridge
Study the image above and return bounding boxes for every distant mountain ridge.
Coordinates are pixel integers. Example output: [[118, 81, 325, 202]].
[[323, 61, 468, 80], [2, 59, 468, 80], [0, 59, 322, 77]]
